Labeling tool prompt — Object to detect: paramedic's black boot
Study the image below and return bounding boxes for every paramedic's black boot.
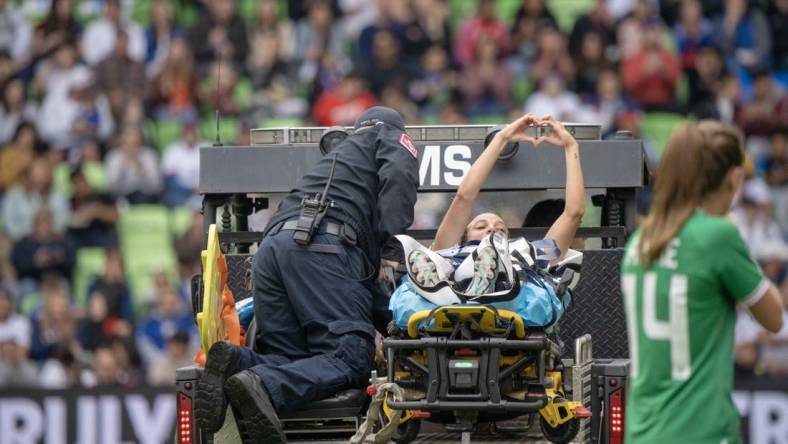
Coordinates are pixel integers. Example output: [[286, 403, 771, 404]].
[[226, 370, 287, 444], [194, 341, 241, 433]]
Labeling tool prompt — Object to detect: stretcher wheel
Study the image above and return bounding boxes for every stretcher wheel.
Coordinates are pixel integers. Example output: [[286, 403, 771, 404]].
[[391, 419, 421, 444], [540, 415, 579, 444]]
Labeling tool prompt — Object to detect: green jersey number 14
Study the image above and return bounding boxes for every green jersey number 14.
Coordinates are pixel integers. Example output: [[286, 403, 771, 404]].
[[623, 272, 691, 381]]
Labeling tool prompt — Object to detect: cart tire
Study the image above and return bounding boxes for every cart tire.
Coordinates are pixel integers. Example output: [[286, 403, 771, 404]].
[[540, 416, 579, 444], [392, 419, 422, 444]]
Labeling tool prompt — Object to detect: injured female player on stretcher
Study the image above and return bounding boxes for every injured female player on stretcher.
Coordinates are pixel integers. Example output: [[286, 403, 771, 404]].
[[391, 113, 586, 331]]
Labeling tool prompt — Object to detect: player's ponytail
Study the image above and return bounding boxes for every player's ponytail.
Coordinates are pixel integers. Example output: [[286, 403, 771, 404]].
[[638, 121, 744, 266]]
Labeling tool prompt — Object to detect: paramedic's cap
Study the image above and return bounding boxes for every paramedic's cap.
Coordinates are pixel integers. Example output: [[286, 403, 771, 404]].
[[354, 106, 405, 131]]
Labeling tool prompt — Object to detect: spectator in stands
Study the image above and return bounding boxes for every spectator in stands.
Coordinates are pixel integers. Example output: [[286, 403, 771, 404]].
[[198, 61, 247, 117], [67, 167, 118, 248], [2, 156, 69, 241], [674, 0, 714, 73], [363, 29, 414, 97], [453, 0, 509, 67], [29, 276, 77, 362], [569, 0, 616, 59], [769, 0, 788, 71], [247, 22, 293, 94], [105, 125, 162, 204], [0, 122, 40, 194], [0, 78, 39, 144], [459, 35, 512, 117], [174, 212, 202, 303], [380, 82, 420, 125], [250, 0, 295, 65], [0, 287, 31, 358], [162, 120, 203, 208], [69, 72, 116, 148], [35, 43, 94, 147], [692, 70, 740, 124], [617, 0, 662, 60], [147, 331, 193, 386], [80, 0, 145, 66], [189, 0, 248, 66], [136, 282, 195, 365], [411, 0, 452, 52], [357, 0, 414, 64], [686, 45, 724, 109], [11, 208, 75, 284], [574, 30, 613, 98], [737, 69, 788, 137], [147, 35, 198, 120], [38, 344, 86, 388], [530, 25, 575, 88], [524, 74, 580, 121], [90, 344, 123, 386], [409, 45, 457, 112], [0, 335, 38, 387], [578, 68, 632, 136], [0, 232, 13, 289], [94, 30, 146, 122], [621, 22, 681, 111], [295, 0, 347, 81], [0, 0, 32, 66], [712, 0, 772, 73], [110, 337, 142, 387], [732, 178, 785, 262], [144, 0, 177, 77], [83, 247, 132, 334], [30, 0, 81, 62], [311, 70, 375, 126], [763, 126, 788, 229], [0, 50, 13, 86]]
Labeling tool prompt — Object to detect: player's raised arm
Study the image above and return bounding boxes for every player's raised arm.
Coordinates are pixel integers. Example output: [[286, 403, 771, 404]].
[[432, 113, 538, 250]]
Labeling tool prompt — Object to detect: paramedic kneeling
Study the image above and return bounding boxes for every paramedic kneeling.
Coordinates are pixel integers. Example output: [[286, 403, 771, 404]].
[[194, 106, 419, 443]]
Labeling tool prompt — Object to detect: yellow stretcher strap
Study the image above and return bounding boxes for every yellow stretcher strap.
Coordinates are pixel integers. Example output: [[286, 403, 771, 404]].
[[407, 306, 526, 338]]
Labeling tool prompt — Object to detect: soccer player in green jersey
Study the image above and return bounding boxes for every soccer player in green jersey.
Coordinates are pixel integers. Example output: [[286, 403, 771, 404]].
[[621, 121, 784, 444]]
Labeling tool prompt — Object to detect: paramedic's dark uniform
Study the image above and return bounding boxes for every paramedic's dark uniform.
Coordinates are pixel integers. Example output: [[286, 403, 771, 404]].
[[237, 107, 419, 414]]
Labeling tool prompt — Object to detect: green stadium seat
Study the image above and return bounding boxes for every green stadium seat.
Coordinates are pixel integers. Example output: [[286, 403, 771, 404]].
[[261, 117, 306, 128], [240, 0, 259, 23], [199, 117, 240, 144], [72, 247, 107, 306], [470, 115, 508, 125], [118, 205, 179, 308], [641, 112, 687, 158], [153, 119, 184, 153], [175, 3, 198, 28], [131, 0, 152, 27], [547, 0, 593, 33], [52, 162, 72, 197], [82, 161, 109, 192]]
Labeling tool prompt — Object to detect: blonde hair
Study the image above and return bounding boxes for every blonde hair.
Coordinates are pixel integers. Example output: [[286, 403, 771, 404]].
[[637, 121, 743, 265]]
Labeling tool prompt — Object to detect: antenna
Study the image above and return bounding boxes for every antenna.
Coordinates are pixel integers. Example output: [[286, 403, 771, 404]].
[[213, 60, 223, 147]]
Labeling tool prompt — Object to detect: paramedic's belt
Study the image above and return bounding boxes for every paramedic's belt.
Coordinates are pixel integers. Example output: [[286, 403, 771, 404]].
[[280, 219, 357, 246]]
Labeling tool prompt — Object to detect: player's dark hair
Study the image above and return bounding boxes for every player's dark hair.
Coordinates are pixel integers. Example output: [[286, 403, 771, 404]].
[[638, 121, 743, 265]]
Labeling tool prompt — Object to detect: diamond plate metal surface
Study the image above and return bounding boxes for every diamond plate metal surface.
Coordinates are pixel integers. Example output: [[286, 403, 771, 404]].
[[559, 249, 628, 360], [226, 253, 254, 302]]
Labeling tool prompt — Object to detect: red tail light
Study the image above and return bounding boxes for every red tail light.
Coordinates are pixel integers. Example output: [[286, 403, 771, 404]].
[[609, 388, 625, 444], [178, 393, 194, 444]]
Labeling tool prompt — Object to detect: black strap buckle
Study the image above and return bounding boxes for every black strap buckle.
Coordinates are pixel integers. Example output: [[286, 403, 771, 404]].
[[338, 223, 357, 246]]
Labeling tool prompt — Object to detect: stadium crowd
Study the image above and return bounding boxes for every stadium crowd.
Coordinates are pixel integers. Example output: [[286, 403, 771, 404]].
[[0, 0, 786, 388]]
